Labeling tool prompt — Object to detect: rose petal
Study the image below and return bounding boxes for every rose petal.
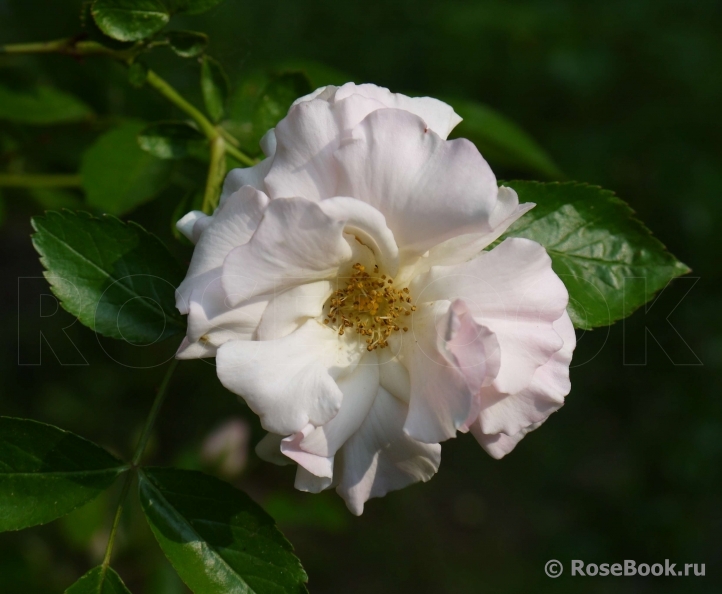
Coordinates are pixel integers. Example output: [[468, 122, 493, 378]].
[[300, 353, 379, 458], [421, 187, 535, 269], [216, 319, 365, 435], [334, 108, 499, 261], [472, 310, 575, 439], [176, 186, 269, 313], [411, 237, 568, 395], [334, 83, 463, 139], [337, 387, 441, 516], [295, 465, 333, 493], [256, 280, 333, 341], [255, 432, 294, 466], [222, 197, 352, 306], [401, 300, 500, 444]]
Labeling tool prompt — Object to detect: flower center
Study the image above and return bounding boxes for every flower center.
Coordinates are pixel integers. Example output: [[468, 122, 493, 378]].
[[324, 263, 416, 351]]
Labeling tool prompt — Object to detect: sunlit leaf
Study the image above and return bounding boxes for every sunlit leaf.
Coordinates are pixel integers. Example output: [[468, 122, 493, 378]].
[[0, 417, 127, 532], [91, 0, 171, 42], [0, 83, 92, 125], [139, 467, 309, 594], [31, 210, 186, 343], [200, 56, 229, 123], [500, 181, 690, 329], [65, 566, 132, 594], [81, 120, 173, 215]]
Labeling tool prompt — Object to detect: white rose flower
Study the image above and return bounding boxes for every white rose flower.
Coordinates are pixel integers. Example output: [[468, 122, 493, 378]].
[[175, 83, 576, 515]]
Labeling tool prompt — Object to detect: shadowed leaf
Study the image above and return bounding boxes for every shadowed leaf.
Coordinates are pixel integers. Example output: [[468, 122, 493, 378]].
[[0, 417, 126, 532]]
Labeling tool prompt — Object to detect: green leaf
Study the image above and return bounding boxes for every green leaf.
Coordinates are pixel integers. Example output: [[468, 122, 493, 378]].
[[253, 72, 312, 140], [0, 83, 93, 125], [128, 61, 149, 88], [138, 121, 207, 159], [81, 120, 173, 214], [139, 467, 308, 594], [166, 30, 208, 58], [65, 566, 132, 594], [448, 99, 563, 179], [500, 181, 690, 329], [200, 56, 229, 123], [91, 0, 171, 42], [0, 417, 127, 532], [31, 210, 186, 343], [81, 1, 135, 48]]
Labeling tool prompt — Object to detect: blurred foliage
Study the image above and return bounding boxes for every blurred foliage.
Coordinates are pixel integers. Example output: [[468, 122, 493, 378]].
[[0, 0, 720, 593]]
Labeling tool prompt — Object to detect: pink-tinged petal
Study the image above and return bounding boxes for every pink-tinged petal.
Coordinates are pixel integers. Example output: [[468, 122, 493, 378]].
[[216, 320, 365, 435], [337, 387, 441, 516], [176, 186, 269, 313], [295, 466, 333, 493], [219, 158, 273, 204], [265, 99, 340, 201], [222, 197, 352, 306], [256, 281, 333, 341], [422, 187, 535, 269], [401, 300, 500, 444], [473, 310, 575, 439], [411, 237, 568, 395], [334, 109, 498, 260], [334, 83, 463, 139], [281, 425, 334, 478], [255, 433, 293, 466]]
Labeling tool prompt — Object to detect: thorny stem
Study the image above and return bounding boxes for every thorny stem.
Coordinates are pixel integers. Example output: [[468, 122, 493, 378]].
[[99, 358, 179, 570], [0, 173, 82, 188], [0, 37, 257, 203]]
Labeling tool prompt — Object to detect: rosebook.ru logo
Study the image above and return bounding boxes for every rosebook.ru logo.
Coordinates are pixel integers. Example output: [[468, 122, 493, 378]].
[[545, 559, 705, 578]]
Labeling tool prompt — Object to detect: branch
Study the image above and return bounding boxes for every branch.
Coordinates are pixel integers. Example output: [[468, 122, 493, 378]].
[[202, 136, 227, 214], [0, 38, 256, 167]]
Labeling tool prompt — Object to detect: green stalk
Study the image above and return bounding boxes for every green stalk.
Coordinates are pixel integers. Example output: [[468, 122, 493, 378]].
[[100, 471, 133, 573], [0, 37, 257, 174], [202, 136, 227, 214], [98, 358, 179, 570], [145, 70, 218, 141], [131, 358, 179, 467]]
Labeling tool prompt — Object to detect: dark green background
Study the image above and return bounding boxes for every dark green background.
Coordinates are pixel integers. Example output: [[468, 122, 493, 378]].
[[1, 0, 719, 592]]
